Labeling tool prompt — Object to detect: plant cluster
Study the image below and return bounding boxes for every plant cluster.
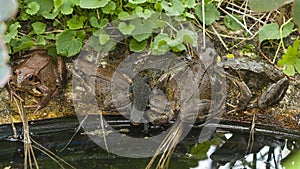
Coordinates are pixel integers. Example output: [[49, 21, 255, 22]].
[[278, 38, 300, 76], [251, 0, 300, 75], [3, 0, 242, 58]]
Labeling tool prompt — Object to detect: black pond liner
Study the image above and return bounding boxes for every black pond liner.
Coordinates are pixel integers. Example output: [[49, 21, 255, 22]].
[[0, 115, 299, 169]]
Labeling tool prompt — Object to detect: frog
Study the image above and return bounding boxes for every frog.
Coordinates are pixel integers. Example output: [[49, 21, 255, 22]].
[[220, 58, 289, 112], [155, 56, 289, 123], [8, 50, 67, 112], [210, 132, 285, 165], [126, 70, 175, 125], [129, 75, 151, 125], [145, 88, 176, 126], [95, 51, 289, 126]]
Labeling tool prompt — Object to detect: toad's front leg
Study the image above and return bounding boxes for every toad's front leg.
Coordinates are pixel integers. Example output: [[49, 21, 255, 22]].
[[226, 73, 252, 113], [33, 85, 55, 113]]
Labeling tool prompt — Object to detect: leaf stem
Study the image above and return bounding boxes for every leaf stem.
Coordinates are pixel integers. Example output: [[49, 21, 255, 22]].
[[274, 17, 293, 63], [279, 18, 293, 52]]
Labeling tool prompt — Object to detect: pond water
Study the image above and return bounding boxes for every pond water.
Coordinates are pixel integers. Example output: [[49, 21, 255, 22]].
[[0, 116, 299, 169]]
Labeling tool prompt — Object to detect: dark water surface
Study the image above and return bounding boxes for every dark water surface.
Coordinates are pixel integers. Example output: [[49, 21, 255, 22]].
[[0, 116, 299, 169]]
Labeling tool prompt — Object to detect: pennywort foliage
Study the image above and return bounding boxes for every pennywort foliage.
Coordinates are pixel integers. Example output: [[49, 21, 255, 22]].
[[3, 0, 241, 57]]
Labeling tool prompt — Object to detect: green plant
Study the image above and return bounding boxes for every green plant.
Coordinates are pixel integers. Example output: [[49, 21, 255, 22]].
[[224, 14, 242, 31], [195, 3, 220, 25], [258, 20, 294, 43], [254, 1, 299, 70], [0, 0, 18, 87], [3, 0, 225, 57], [278, 38, 300, 76]]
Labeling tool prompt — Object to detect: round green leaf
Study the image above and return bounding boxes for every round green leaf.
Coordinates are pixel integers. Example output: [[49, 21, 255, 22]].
[[101, 1, 116, 14], [161, 0, 184, 16], [53, 0, 62, 8], [258, 22, 294, 43], [154, 3, 163, 12], [177, 29, 198, 47], [195, 4, 220, 25], [44, 34, 55, 40], [89, 17, 108, 29], [56, 30, 85, 57], [135, 8, 153, 19], [67, 15, 87, 30], [19, 11, 29, 21], [79, 0, 109, 9], [184, 0, 195, 8], [31, 22, 46, 34], [98, 33, 110, 45], [99, 18, 108, 28], [167, 39, 186, 52], [11, 36, 35, 53], [129, 0, 146, 4], [118, 11, 137, 20], [60, 0, 75, 15], [36, 35, 46, 45], [3, 22, 21, 43], [133, 33, 151, 42], [258, 23, 279, 43], [42, 9, 59, 19], [224, 14, 242, 31], [118, 22, 135, 35], [90, 17, 99, 28], [129, 39, 147, 52], [130, 19, 153, 35], [150, 34, 171, 54], [28, 0, 54, 16], [171, 42, 186, 52], [282, 22, 294, 38], [26, 2, 40, 15]]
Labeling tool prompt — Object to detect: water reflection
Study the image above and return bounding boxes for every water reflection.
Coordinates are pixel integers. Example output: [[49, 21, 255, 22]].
[[0, 116, 299, 169], [194, 135, 298, 169]]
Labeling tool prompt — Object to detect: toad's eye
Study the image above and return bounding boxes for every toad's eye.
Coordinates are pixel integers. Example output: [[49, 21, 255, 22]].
[[28, 75, 40, 82], [28, 75, 33, 81]]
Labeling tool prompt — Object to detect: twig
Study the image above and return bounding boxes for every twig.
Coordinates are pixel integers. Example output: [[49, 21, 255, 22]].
[[60, 115, 88, 152], [31, 138, 76, 169], [246, 114, 256, 154], [211, 25, 229, 50], [202, 0, 206, 48], [100, 111, 110, 154], [219, 7, 253, 36], [225, 7, 265, 24]]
